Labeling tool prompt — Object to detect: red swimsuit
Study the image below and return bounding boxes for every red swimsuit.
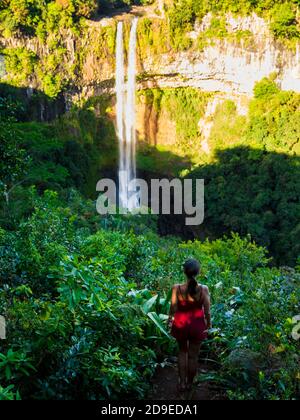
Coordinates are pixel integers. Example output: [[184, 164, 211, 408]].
[[171, 285, 207, 342]]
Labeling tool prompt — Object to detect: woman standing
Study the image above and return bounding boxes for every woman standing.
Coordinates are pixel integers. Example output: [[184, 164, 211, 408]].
[[168, 259, 212, 392]]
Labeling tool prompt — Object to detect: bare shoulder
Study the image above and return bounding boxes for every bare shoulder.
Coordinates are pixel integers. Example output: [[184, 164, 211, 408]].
[[173, 283, 186, 288], [201, 285, 210, 294]]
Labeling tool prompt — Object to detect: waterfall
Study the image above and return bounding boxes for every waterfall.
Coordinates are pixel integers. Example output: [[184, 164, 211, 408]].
[[125, 17, 138, 210], [116, 18, 139, 211], [116, 21, 126, 209], [116, 21, 125, 148]]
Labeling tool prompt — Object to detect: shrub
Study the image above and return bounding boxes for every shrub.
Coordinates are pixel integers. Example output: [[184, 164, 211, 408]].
[[270, 3, 300, 39], [254, 76, 280, 99], [0, 193, 299, 400], [73, 0, 98, 18], [3, 48, 37, 87]]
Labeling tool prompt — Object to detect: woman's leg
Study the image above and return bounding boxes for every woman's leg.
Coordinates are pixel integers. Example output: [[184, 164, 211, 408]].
[[177, 340, 188, 390], [187, 340, 201, 388]]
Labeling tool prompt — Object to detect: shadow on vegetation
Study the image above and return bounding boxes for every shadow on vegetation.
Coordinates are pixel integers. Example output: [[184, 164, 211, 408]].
[[0, 83, 119, 228], [137, 140, 192, 177], [1, 82, 299, 265], [0, 83, 66, 122], [159, 146, 300, 266], [92, 0, 151, 21]]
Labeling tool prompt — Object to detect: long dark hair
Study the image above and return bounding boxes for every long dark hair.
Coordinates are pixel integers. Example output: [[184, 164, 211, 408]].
[[183, 259, 200, 297]]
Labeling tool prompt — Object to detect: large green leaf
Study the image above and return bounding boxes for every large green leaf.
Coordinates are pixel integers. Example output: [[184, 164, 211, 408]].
[[161, 288, 172, 313], [147, 312, 172, 339], [142, 295, 158, 314]]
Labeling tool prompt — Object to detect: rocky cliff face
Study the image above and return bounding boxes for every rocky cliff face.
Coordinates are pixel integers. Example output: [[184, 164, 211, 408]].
[[94, 13, 300, 96], [140, 35, 300, 95], [138, 13, 300, 97], [1, 11, 299, 147], [1, 12, 299, 97], [134, 12, 299, 150]]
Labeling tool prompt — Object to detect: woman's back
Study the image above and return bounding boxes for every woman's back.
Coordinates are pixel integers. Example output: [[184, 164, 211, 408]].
[[176, 284, 204, 312], [171, 284, 207, 342], [168, 259, 212, 392]]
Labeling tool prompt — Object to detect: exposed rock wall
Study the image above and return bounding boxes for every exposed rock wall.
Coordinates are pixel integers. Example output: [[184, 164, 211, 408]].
[[140, 13, 300, 95], [136, 96, 177, 146], [1, 12, 299, 143], [1, 13, 299, 99]]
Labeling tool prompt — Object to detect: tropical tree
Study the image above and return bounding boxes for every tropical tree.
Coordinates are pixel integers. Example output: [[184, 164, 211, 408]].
[[0, 120, 29, 206]]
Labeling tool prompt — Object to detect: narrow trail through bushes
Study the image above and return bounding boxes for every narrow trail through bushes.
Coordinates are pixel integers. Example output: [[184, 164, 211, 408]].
[[148, 359, 224, 401]]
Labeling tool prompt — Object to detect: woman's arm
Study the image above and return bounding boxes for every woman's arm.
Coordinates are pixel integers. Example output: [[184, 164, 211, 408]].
[[202, 286, 212, 330], [168, 285, 178, 327]]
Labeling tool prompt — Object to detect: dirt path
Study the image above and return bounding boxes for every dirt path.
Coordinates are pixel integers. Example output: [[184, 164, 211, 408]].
[[148, 359, 223, 401]]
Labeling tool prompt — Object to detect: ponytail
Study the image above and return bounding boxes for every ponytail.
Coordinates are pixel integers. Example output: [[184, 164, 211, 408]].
[[183, 259, 200, 297], [187, 276, 198, 297]]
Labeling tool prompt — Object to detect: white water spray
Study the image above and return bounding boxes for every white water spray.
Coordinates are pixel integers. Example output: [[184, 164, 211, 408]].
[[116, 21, 125, 153], [116, 18, 139, 211]]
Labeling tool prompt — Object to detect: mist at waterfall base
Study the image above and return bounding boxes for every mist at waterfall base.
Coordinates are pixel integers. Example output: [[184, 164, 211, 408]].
[[116, 19, 140, 212]]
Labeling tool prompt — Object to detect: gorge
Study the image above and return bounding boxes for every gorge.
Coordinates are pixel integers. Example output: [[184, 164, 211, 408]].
[[0, 1, 299, 264], [0, 8, 299, 181], [1, 9, 300, 143]]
